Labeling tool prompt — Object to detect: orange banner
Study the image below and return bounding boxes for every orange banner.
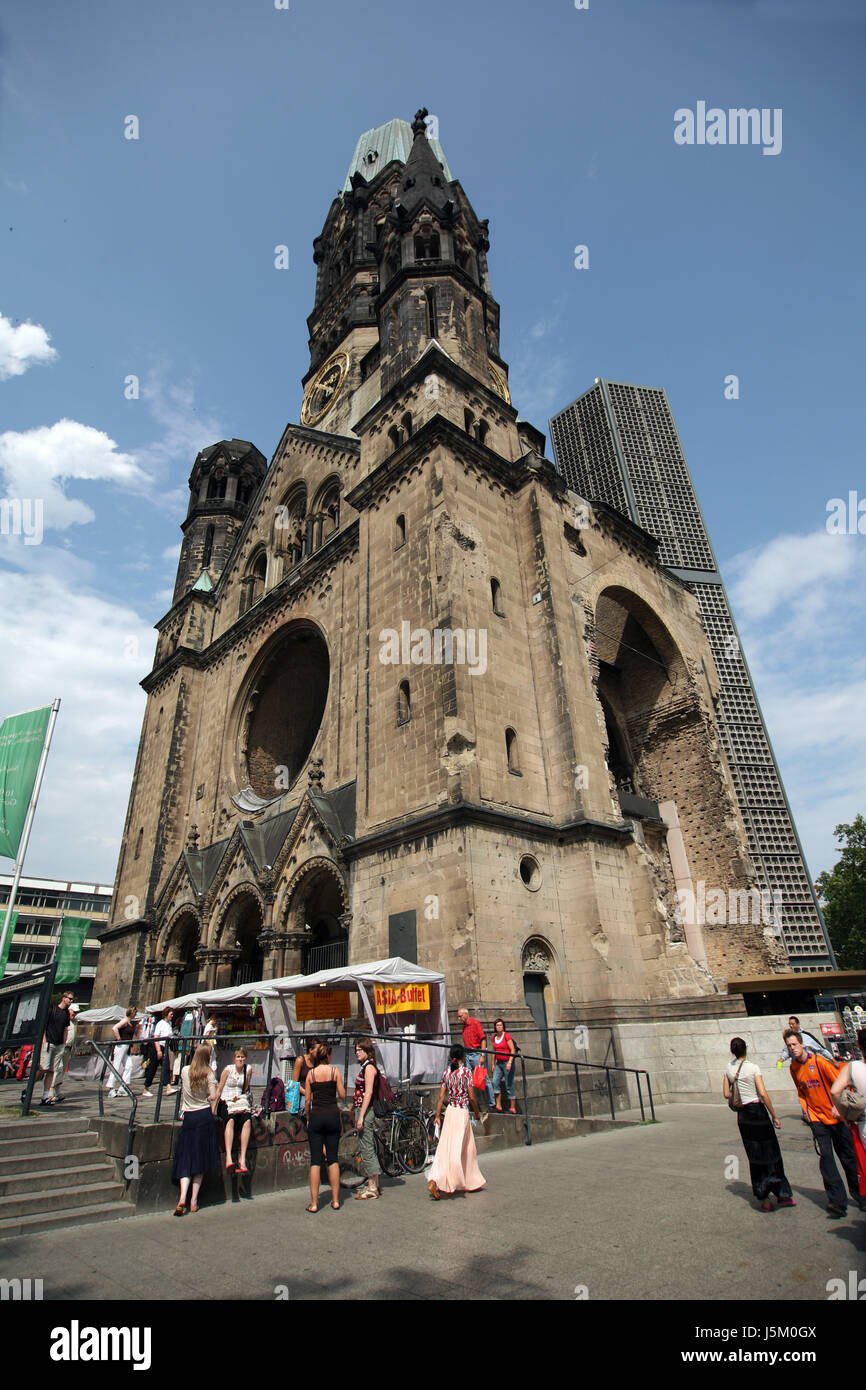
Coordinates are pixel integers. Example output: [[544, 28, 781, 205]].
[[296, 990, 352, 1021]]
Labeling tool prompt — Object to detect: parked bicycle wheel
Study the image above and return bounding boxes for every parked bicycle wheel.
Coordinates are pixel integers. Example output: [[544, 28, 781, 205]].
[[375, 1126, 403, 1178], [396, 1114, 428, 1173]]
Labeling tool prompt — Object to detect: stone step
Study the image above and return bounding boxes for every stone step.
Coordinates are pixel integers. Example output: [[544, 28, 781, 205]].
[[0, 1200, 136, 1240], [0, 1162, 117, 1197], [474, 1111, 640, 1154], [0, 1140, 102, 1174], [0, 1179, 125, 1220], [0, 1115, 92, 1142], [0, 1130, 100, 1160]]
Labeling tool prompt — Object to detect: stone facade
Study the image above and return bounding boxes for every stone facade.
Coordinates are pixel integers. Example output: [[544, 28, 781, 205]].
[[93, 111, 786, 1019]]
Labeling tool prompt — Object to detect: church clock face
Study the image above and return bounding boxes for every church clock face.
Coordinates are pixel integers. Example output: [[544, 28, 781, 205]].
[[488, 362, 511, 405], [301, 352, 349, 426]]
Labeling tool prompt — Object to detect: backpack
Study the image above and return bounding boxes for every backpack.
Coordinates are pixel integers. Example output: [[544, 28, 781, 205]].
[[371, 1065, 396, 1118], [264, 1077, 285, 1113]]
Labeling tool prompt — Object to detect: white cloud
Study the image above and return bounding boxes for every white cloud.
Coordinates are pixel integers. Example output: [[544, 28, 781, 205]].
[[0, 419, 149, 530], [135, 372, 224, 483], [725, 529, 866, 878], [0, 561, 153, 882], [0, 312, 57, 380], [727, 529, 857, 623]]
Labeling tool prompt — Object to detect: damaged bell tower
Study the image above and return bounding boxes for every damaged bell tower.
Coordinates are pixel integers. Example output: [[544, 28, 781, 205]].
[[94, 110, 786, 1039]]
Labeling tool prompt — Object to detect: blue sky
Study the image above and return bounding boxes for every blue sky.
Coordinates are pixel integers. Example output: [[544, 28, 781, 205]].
[[1, 0, 864, 885]]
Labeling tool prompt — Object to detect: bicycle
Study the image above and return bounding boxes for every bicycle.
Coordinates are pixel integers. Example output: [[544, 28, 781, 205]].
[[396, 1087, 439, 1154], [338, 1105, 428, 1187]]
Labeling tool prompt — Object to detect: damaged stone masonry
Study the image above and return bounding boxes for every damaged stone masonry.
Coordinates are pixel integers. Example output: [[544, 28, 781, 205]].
[[93, 109, 787, 1049]]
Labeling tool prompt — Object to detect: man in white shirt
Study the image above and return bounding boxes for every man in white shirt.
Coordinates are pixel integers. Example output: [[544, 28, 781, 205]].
[[779, 1015, 834, 1063], [142, 1007, 177, 1097]]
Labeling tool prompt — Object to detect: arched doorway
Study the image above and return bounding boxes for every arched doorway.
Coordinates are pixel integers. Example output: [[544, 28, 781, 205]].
[[220, 891, 265, 985], [283, 860, 348, 975], [173, 913, 201, 994], [160, 910, 201, 995], [300, 870, 347, 975], [522, 939, 554, 1071]]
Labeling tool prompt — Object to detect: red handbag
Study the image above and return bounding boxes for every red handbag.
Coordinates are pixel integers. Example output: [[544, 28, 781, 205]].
[[471, 1064, 488, 1090]]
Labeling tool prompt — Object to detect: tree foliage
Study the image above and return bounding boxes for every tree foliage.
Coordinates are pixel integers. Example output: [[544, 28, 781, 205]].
[[815, 815, 866, 970]]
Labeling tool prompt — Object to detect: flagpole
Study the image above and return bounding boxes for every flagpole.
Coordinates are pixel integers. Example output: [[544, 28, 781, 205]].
[[0, 698, 61, 974]]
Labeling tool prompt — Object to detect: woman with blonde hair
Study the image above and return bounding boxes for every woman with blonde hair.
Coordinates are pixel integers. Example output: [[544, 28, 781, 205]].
[[171, 1044, 219, 1216], [215, 1046, 254, 1174]]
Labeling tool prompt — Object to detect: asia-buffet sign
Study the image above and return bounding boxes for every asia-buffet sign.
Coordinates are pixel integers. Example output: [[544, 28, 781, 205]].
[[374, 984, 430, 1014]]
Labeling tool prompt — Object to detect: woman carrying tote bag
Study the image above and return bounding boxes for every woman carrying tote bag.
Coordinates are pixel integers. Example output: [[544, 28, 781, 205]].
[[724, 1036, 794, 1213]]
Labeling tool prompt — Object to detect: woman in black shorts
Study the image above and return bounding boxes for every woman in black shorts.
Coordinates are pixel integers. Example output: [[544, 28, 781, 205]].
[[304, 1040, 346, 1212]]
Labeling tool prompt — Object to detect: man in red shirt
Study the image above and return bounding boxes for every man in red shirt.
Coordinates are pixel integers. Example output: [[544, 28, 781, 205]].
[[785, 1028, 865, 1218], [457, 1007, 496, 1110]]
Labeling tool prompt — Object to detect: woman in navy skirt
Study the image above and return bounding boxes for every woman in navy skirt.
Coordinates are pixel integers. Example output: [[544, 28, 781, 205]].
[[172, 1044, 219, 1215]]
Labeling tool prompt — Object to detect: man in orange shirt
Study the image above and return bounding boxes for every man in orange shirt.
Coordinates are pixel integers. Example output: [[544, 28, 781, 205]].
[[785, 1028, 865, 1218]]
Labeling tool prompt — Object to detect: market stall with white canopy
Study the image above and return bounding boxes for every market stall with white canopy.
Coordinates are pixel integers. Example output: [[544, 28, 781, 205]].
[[147, 957, 449, 1085]]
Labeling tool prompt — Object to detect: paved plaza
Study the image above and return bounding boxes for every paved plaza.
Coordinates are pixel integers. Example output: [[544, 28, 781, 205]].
[[1, 1101, 864, 1301]]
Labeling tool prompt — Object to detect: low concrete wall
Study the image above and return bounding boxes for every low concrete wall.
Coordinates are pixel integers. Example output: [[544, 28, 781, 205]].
[[91, 1091, 644, 1213], [615, 1011, 829, 1104], [92, 1111, 322, 1213]]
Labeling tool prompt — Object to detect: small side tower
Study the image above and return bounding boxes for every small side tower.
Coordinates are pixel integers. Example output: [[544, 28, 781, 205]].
[[173, 439, 267, 603]]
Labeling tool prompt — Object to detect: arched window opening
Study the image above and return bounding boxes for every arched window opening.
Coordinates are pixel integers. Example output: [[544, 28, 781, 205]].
[[395, 514, 406, 549], [401, 412, 413, 440], [397, 680, 411, 725], [388, 425, 404, 451], [475, 420, 490, 446], [277, 486, 308, 567], [311, 480, 341, 552], [506, 727, 520, 775], [207, 474, 227, 501], [464, 408, 475, 435], [240, 551, 267, 615], [202, 525, 214, 568], [425, 287, 438, 340], [415, 230, 441, 262], [134, 828, 144, 861], [491, 578, 504, 617]]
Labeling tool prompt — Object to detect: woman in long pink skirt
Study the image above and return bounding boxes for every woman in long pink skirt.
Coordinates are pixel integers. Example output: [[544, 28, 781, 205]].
[[428, 1044, 486, 1199]]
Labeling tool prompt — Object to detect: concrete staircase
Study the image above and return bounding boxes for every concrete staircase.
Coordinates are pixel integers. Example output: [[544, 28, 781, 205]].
[[0, 1113, 135, 1238]]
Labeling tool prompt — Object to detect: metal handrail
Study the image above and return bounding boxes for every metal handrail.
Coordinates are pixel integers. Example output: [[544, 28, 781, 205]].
[[83, 1028, 655, 1150], [87, 1041, 138, 1175]]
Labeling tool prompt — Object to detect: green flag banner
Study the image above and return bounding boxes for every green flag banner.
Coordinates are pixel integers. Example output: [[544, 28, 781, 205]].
[[0, 909, 19, 979], [0, 706, 52, 860], [55, 917, 90, 984]]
